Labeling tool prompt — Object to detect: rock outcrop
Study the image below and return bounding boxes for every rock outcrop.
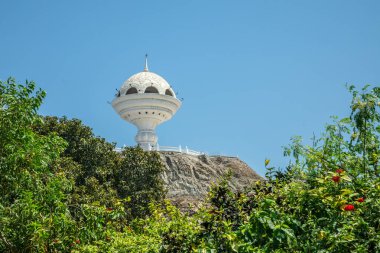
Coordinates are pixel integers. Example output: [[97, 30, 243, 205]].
[[159, 152, 263, 210]]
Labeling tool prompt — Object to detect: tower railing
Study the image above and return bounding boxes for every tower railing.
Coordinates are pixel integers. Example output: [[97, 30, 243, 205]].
[[114, 145, 205, 156], [154, 145, 205, 156], [114, 145, 239, 158]]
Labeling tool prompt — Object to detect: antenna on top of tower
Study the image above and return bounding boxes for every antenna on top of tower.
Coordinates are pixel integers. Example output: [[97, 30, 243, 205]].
[[144, 54, 149, 72]]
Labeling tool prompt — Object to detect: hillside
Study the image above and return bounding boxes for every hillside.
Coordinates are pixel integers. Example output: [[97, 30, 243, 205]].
[[159, 152, 263, 209]]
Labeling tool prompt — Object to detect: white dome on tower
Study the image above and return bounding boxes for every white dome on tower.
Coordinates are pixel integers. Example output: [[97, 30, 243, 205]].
[[112, 55, 181, 151], [119, 71, 176, 98]]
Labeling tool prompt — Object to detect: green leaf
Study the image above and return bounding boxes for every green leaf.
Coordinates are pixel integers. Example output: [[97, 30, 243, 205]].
[[339, 117, 351, 124]]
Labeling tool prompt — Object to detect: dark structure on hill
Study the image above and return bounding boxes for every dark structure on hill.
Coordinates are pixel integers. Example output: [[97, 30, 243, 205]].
[[159, 152, 263, 210]]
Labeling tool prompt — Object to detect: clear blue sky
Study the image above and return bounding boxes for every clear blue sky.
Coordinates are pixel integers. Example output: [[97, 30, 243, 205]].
[[1, 1, 380, 176]]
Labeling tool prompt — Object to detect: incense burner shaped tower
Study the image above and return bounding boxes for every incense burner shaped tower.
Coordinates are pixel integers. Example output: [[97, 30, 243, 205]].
[[112, 57, 181, 150]]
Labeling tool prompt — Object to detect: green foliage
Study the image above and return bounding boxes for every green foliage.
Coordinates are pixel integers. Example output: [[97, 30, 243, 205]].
[[2, 78, 380, 252], [116, 147, 165, 220], [0, 78, 166, 252], [33, 116, 121, 209], [71, 202, 200, 253], [231, 85, 380, 252], [195, 175, 250, 252], [0, 78, 73, 252], [152, 85, 380, 252], [33, 116, 166, 221]]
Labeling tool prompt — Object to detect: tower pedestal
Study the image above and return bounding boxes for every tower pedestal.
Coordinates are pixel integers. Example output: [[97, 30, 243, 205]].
[[111, 59, 181, 150], [135, 129, 158, 150]]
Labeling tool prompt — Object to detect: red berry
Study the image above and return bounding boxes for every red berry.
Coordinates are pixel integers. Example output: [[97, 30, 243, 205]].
[[336, 169, 344, 174], [332, 176, 340, 182], [344, 204, 355, 211], [357, 197, 364, 203], [75, 239, 80, 244]]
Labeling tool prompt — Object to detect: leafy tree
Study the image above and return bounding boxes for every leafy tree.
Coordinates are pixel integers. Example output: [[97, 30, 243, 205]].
[[0, 78, 74, 252], [231, 85, 380, 252], [0, 78, 166, 252], [33, 116, 166, 221], [33, 116, 121, 212], [116, 147, 166, 220]]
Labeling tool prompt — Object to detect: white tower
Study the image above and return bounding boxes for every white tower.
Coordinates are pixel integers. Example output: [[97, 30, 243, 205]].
[[112, 56, 181, 150]]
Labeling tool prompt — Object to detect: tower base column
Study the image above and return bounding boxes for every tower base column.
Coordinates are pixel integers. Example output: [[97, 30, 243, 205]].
[[135, 129, 158, 151]]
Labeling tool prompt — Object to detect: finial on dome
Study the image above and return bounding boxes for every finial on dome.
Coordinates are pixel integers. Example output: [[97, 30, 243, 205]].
[[144, 54, 149, 72]]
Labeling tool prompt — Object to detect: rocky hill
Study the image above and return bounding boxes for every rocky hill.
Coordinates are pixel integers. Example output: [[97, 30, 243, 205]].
[[159, 152, 263, 210]]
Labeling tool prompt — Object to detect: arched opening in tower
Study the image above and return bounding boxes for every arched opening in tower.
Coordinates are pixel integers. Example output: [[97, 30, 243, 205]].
[[126, 87, 138, 95], [165, 89, 173, 96], [145, 86, 159, 94]]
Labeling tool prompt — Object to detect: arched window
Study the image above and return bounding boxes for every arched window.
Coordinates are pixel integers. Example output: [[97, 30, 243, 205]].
[[145, 86, 159, 94], [165, 89, 173, 96], [126, 87, 138, 95]]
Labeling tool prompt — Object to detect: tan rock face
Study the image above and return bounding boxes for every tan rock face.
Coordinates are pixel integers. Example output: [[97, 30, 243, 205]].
[[159, 152, 263, 210]]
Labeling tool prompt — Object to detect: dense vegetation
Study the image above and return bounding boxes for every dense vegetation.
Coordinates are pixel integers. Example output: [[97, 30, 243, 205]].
[[1, 78, 380, 252]]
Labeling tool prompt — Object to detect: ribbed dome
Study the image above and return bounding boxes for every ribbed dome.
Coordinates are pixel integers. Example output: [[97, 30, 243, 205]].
[[118, 71, 176, 98]]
